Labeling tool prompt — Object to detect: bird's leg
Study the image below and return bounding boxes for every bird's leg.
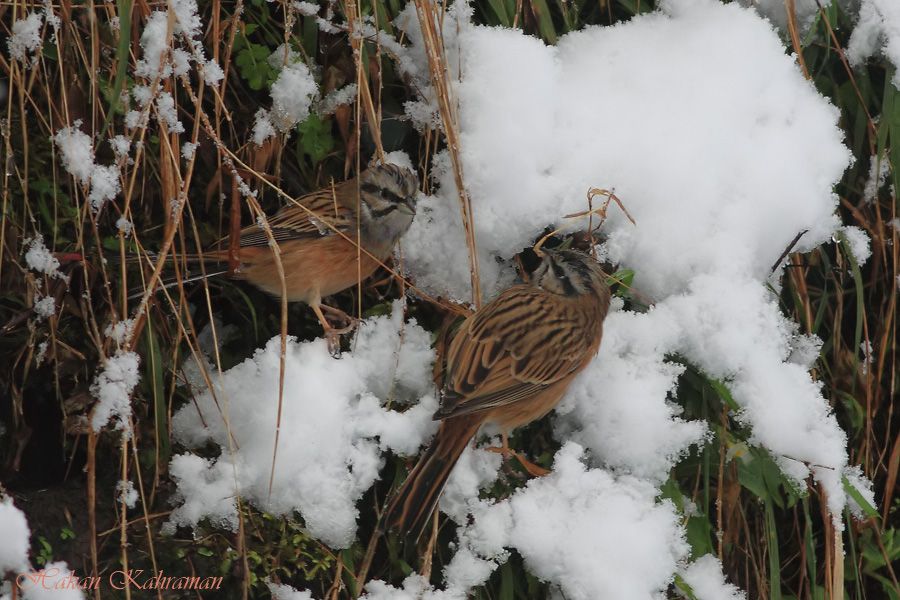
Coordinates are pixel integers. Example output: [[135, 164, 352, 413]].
[[312, 303, 344, 357], [485, 432, 550, 477], [513, 452, 550, 478], [319, 304, 360, 335]]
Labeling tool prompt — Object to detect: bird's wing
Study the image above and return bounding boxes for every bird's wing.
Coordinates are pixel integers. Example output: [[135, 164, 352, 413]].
[[231, 186, 357, 248], [436, 285, 599, 420]]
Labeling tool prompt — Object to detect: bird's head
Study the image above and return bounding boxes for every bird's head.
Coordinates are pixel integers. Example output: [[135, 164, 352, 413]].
[[357, 163, 419, 245], [531, 248, 610, 301]]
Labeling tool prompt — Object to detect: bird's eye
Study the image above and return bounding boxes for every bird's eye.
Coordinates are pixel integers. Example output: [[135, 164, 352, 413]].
[[382, 189, 404, 204], [361, 183, 381, 195]]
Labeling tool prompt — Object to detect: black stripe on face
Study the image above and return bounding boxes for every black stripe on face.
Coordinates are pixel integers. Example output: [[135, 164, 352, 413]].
[[549, 256, 578, 296], [361, 182, 381, 195], [369, 204, 398, 218], [382, 189, 405, 204]]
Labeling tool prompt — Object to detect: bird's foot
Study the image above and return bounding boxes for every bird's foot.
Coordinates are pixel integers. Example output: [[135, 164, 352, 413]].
[[320, 304, 360, 335], [485, 443, 550, 477], [325, 329, 343, 358]]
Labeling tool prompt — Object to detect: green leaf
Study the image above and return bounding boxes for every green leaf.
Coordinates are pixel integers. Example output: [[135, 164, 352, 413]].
[[686, 515, 714, 558], [842, 475, 879, 519], [673, 574, 700, 600], [529, 0, 558, 44], [297, 114, 335, 164], [236, 43, 276, 91]]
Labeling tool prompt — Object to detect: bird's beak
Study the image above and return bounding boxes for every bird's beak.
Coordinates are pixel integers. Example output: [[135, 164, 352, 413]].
[[397, 201, 416, 217]]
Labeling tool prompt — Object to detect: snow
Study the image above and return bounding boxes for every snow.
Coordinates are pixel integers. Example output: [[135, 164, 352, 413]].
[[53, 124, 121, 212], [24, 235, 68, 282], [253, 46, 319, 143], [847, 0, 900, 88], [115, 217, 133, 236], [8, 12, 43, 64], [181, 142, 197, 160], [158, 0, 872, 595], [89, 351, 141, 432], [164, 454, 239, 533], [109, 135, 131, 158], [202, 58, 225, 86], [252, 110, 277, 145], [454, 443, 688, 599], [267, 582, 315, 600], [841, 225, 872, 266], [167, 304, 438, 548], [843, 465, 877, 519], [788, 332, 823, 368], [365, 444, 690, 599], [134, 12, 171, 80], [318, 84, 359, 116], [293, 1, 318, 17], [362, 575, 464, 600], [680, 555, 746, 600], [105, 318, 135, 345], [0, 497, 30, 574], [396, 0, 854, 515], [862, 153, 890, 203], [170, 0, 201, 38], [19, 562, 85, 600], [740, 0, 825, 34], [156, 91, 185, 133], [116, 480, 138, 508], [33, 295, 55, 320], [53, 126, 95, 185], [88, 164, 122, 211]]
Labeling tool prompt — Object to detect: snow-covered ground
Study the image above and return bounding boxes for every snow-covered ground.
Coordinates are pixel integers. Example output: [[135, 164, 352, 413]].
[[161, 1, 874, 597], [3, 0, 889, 597]]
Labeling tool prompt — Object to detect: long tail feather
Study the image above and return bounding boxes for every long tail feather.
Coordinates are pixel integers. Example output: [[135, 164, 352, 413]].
[[126, 269, 230, 300], [382, 414, 482, 543]]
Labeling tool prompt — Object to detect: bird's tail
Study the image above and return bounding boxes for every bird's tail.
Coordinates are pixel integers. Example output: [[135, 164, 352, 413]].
[[382, 414, 482, 543], [120, 250, 234, 299]]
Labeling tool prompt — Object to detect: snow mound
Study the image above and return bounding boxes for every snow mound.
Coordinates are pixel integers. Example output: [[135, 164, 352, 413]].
[[168, 303, 438, 548]]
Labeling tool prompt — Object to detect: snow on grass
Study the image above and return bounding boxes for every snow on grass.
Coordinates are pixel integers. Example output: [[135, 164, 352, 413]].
[[24, 235, 69, 283], [680, 554, 747, 600], [132, 0, 224, 128], [116, 480, 139, 509], [401, 0, 852, 482], [33, 295, 55, 320], [462, 443, 689, 599], [365, 444, 690, 599], [848, 0, 900, 88], [253, 45, 320, 145], [267, 582, 315, 600], [167, 304, 438, 548], [841, 224, 872, 266], [7, 12, 44, 64], [181, 141, 197, 160], [318, 84, 359, 116], [53, 126, 95, 185], [89, 351, 141, 432], [53, 124, 122, 212], [18, 562, 85, 600], [0, 497, 30, 574], [163, 0, 868, 595], [377, 0, 860, 594]]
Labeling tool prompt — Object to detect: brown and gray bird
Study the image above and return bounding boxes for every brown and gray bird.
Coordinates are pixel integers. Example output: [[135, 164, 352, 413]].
[[383, 247, 612, 541], [190, 163, 419, 340]]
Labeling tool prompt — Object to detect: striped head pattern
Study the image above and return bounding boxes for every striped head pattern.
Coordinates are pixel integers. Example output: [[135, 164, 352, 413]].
[[532, 248, 610, 299]]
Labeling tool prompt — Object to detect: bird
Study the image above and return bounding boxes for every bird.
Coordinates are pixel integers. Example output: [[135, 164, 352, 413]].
[[181, 163, 419, 345], [383, 247, 612, 542]]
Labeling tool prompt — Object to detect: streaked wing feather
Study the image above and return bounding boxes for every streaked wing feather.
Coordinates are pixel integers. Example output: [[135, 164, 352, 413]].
[[438, 286, 596, 419], [224, 188, 356, 249]]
